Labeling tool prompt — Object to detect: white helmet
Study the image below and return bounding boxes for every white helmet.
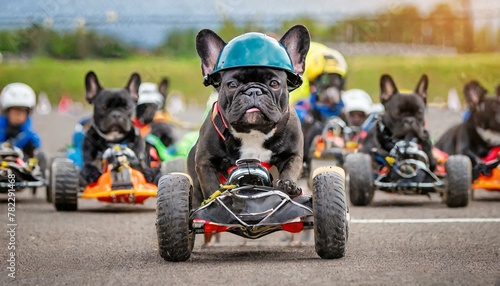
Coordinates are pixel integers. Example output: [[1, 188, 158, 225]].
[[138, 82, 164, 109], [0, 83, 37, 112], [342, 89, 373, 114]]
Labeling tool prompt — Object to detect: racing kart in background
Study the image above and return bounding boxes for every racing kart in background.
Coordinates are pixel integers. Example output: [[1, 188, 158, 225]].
[[344, 138, 471, 208], [0, 141, 47, 194], [51, 144, 159, 211], [470, 147, 500, 199], [155, 158, 349, 262], [306, 114, 376, 188]]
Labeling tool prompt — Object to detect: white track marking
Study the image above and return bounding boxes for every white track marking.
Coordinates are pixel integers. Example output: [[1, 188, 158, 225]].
[[351, 218, 500, 223]]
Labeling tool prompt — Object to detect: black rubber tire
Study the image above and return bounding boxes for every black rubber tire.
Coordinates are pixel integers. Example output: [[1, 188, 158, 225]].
[[46, 156, 64, 203], [445, 155, 471, 208], [156, 174, 194, 262], [308, 159, 339, 189], [53, 159, 79, 211], [160, 158, 187, 175], [313, 170, 349, 259], [344, 153, 374, 206]]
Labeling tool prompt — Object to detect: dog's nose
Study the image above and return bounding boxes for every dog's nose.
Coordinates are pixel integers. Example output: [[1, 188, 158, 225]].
[[403, 117, 416, 125], [244, 88, 263, 97]]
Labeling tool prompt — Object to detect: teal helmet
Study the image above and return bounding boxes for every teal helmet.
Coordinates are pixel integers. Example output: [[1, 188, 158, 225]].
[[204, 32, 303, 90]]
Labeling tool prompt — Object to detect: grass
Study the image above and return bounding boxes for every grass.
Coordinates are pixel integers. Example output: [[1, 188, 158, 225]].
[[0, 53, 499, 106]]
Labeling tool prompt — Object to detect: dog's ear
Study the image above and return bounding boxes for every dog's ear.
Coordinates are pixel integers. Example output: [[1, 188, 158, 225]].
[[463, 80, 487, 109], [125, 72, 141, 103], [279, 25, 310, 74], [196, 29, 226, 77], [85, 71, 102, 104], [380, 74, 398, 103], [414, 74, 428, 105], [158, 78, 169, 98]]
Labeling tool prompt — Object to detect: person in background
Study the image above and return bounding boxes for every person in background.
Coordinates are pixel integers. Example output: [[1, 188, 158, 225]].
[[0, 83, 42, 159]]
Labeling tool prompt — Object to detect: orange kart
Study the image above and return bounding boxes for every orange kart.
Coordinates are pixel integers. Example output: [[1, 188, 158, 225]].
[[51, 145, 157, 211], [470, 147, 500, 198]]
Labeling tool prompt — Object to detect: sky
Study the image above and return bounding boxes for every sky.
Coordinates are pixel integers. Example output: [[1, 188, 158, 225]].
[[1, 0, 499, 48]]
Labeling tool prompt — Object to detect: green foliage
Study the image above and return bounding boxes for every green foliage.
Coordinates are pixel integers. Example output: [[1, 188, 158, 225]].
[[1, 54, 498, 106], [0, 25, 130, 59]]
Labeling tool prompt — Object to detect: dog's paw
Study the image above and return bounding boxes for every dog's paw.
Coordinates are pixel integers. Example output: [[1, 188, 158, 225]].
[[142, 167, 156, 183], [80, 164, 101, 184], [273, 179, 302, 197]]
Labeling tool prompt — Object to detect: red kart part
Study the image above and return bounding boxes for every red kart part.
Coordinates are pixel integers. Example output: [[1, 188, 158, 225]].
[[193, 219, 306, 235]]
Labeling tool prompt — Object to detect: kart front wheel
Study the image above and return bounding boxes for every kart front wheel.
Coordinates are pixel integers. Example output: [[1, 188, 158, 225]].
[[46, 156, 64, 203], [156, 174, 195, 262], [344, 153, 374, 206], [312, 166, 349, 259], [53, 159, 79, 211], [444, 155, 471, 208]]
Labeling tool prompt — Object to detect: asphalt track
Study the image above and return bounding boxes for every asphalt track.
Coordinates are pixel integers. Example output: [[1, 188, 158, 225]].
[[0, 106, 499, 286]]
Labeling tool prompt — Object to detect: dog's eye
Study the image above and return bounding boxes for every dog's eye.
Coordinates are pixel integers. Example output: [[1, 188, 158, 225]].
[[269, 80, 280, 89], [227, 81, 238, 89]]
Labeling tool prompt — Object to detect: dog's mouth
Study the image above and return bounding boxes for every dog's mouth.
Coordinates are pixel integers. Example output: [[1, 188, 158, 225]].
[[245, 107, 261, 113], [99, 125, 129, 142]]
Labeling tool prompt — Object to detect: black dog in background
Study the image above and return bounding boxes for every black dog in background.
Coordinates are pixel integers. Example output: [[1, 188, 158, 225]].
[[436, 81, 500, 177], [360, 74, 436, 171], [80, 71, 154, 184]]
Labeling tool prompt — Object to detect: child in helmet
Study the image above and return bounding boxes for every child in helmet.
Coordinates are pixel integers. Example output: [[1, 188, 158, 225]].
[[342, 89, 382, 144], [0, 83, 41, 158], [134, 80, 177, 167]]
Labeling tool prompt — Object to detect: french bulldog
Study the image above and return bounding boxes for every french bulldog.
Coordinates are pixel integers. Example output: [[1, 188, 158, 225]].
[[135, 78, 176, 147], [188, 25, 310, 209], [360, 74, 436, 171], [436, 81, 500, 176], [80, 71, 153, 184]]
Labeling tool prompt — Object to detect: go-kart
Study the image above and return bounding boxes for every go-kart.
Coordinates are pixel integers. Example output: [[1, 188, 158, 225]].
[[51, 144, 158, 211], [345, 138, 471, 208], [155, 158, 349, 262], [309, 116, 359, 167], [0, 142, 46, 194], [470, 147, 500, 199]]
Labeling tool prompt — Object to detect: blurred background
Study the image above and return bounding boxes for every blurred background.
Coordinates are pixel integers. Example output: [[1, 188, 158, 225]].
[[0, 0, 499, 109]]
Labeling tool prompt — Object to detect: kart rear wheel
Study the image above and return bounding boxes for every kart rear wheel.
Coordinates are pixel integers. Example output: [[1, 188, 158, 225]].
[[444, 155, 471, 208], [312, 166, 349, 259], [156, 174, 194, 262], [160, 158, 187, 175], [53, 159, 79, 211], [344, 153, 374, 206]]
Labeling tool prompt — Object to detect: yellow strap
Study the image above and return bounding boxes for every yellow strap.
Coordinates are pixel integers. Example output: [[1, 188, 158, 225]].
[[201, 184, 238, 206]]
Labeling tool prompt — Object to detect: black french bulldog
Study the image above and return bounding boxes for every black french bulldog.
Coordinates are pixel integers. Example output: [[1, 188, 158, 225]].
[[135, 78, 176, 147], [80, 71, 154, 184], [360, 74, 436, 171], [436, 81, 500, 177], [188, 25, 310, 208]]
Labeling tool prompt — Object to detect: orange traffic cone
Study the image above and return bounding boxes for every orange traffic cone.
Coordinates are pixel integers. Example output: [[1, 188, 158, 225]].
[[58, 95, 73, 114]]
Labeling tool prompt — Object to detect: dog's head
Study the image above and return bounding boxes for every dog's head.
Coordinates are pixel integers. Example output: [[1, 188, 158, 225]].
[[464, 80, 500, 145], [85, 71, 140, 142], [380, 74, 428, 140], [196, 25, 310, 133], [136, 78, 169, 125]]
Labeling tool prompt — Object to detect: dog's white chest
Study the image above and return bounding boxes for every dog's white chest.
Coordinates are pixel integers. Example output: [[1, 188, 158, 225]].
[[232, 129, 274, 163]]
